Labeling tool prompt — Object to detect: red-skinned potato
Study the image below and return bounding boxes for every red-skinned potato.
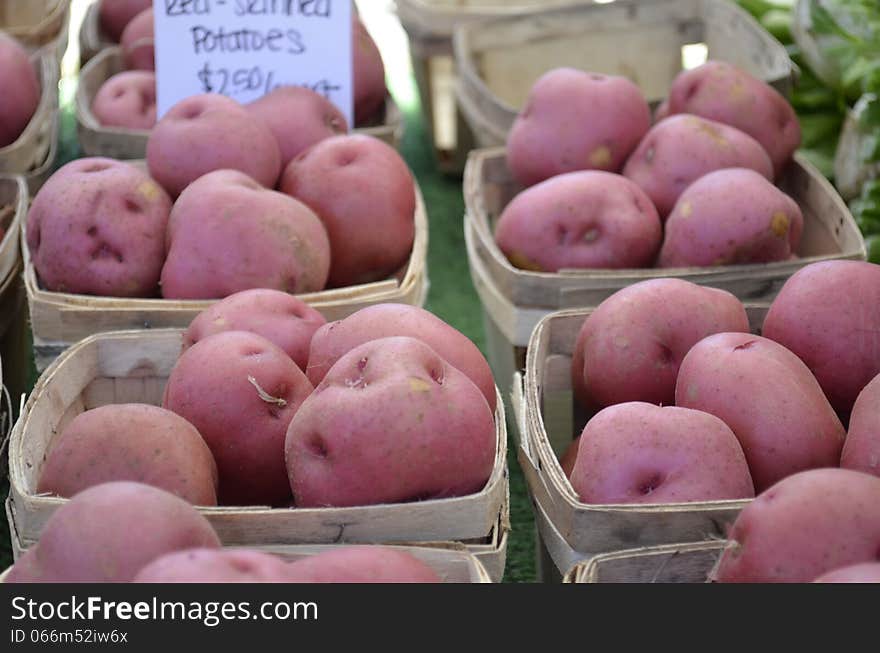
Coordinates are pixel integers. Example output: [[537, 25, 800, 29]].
[[353, 19, 386, 125], [286, 337, 496, 508], [572, 279, 749, 409], [160, 170, 331, 299], [623, 115, 774, 218], [506, 68, 651, 187], [666, 60, 800, 174], [37, 404, 218, 505], [285, 546, 442, 583], [134, 548, 296, 583], [840, 373, 880, 477], [0, 34, 41, 147], [163, 331, 314, 506], [570, 403, 755, 504], [712, 469, 880, 583], [146, 93, 281, 197], [99, 0, 152, 42], [762, 261, 880, 417], [659, 168, 803, 267], [305, 303, 496, 411], [246, 86, 348, 167], [676, 333, 846, 491], [120, 8, 154, 71], [26, 158, 171, 297], [6, 482, 221, 583], [184, 289, 327, 371], [92, 70, 157, 130], [559, 436, 581, 479], [280, 134, 415, 288], [813, 562, 880, 583], [494, 171, 662, 272]]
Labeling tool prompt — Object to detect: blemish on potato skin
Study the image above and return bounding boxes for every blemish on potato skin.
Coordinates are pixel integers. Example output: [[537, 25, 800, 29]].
[[507, 250, 543, 272], [770, 212, 789, 238], [408, 378, 431, 393], [589, 146, 612, 168], [680, 201, 693, 218], [137, 180, 162, 202]]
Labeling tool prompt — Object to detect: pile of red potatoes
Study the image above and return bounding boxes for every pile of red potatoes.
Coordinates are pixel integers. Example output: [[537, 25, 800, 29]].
[[495, 61, 806, 271], [560, 259, 880, 582]]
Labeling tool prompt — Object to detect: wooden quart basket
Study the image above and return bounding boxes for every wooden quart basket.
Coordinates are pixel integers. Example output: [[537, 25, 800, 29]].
[[7, 328, 510, 578], [453, 0, 795, 148], [515, 306, 774, 575], [562, 541, 729, 583]]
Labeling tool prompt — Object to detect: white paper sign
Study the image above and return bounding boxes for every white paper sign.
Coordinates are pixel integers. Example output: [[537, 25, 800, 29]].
[[153, 1, 353, 126]]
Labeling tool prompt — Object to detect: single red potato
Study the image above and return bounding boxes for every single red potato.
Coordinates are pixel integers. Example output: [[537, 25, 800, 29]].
[[120, 7, 153, 71], [712, 469, 880, 583], [353, 19, 387, 125], [0, 34, 41, 147], [494, 171, 662, 271], [840, 373, 880, 477], [570, 402, 754, 504], [813, 563, 880, 583], [184, 289, 327, 371], [92, 70, 157, 130], [99, 0, 152, 42], [305, 303, 496, 410], [285, 546, 442, 583], [37, 404, 218, 505], [134, 548, 297, 583]]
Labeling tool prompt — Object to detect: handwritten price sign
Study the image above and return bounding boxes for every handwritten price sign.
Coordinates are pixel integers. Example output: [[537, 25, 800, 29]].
[[153, 1, 353, 126]]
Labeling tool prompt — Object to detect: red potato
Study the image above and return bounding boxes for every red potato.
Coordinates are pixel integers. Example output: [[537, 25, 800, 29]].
[[26, 158, 172, 297], [571, 279, 749, 409], [120, 8, 154, 71], [841, 373, 880, 477], [712, 469, 880, 583], [506, 68, 651, 187], [184, 289, 327, 371], [146, 93, 281, 197], [659, 168, 803, 267], [559, 436, 581, 479], [280, 134, 415, 288], [285, 546, 442, 583], [91, 70, 157, 130], [665, 60, 801, 174], [6, 482, 221, 583], [246, 86, 348, 167], [676, 333, 846, 492], [134, 548, 297, 583], [305, 303, 496, 410], [494, 171, 662, 272], [37, 404, 218, 505], [623, 115, 774, 218], [353, 18, 387, 125], [813, 563, 880, 583], [762, 261, 880, 417], [160, 169, 331, 299], [286, 337, 496, 508], [99, 0, 152, 42], [570, 403, 754, 504], [163, 331, 314, 506], [0, 34, 41, 147]]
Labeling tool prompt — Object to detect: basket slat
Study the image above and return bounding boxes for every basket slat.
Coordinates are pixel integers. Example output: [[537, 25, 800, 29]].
[[563, 541, 728, 583]]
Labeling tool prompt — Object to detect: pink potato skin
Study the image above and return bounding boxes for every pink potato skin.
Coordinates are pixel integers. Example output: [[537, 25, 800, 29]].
[[286, 337, 496, 508], [6, 482, 221, 583], [160, 169, 330, 299], [280, 134, 416, 288], [184, 289, 327, 371], [762, 261, 880, 417], [659, 168, 803, 267], [571, 279, 749, 410], [353, 19, 387, 125], [507, 68, 651, 187], [712, 469, 880, 583], [91, 70, 156, 130], [623, 115, 774, 218], [146, 93, 281, 197], [26, 158, 171, 297], [99, 0, 152, 42], [285, 546, 442, 583], [0, 34, 41, 147], [163, 331, 314, 506], [840, 373, 880, 477], [120, 8, 154, 71], [494, 171, 662, 271], [813, 562, 880, 583], [246, 86, 349, 167], [134, 548, 297, 583], [676, 333, 846, 492], [570, 402, 754, 504], [666, 60, 801, 175], [37, 404, 218, 506], [305, 303, 496, 411]]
